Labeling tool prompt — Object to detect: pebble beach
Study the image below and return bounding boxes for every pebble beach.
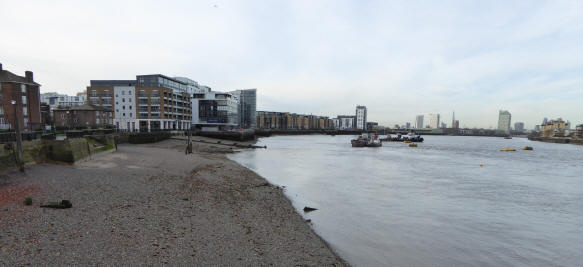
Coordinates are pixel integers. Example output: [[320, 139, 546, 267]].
[[0, 139, 347, 266]]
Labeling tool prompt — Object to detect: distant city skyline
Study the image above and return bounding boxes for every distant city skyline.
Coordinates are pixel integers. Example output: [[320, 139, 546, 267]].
[[1, 1, 582, 128]]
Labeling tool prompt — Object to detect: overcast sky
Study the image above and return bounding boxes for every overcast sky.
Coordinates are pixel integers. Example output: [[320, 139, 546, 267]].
[[1, 0, 582, 128]]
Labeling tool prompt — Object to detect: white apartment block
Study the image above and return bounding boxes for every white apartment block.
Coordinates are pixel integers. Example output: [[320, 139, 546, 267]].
[[429, 114, 440, 129], [498, 110, 511, 133], [356, 105, 367, 130], [41, 92, 87, 108], [113, 86, 136, 131]]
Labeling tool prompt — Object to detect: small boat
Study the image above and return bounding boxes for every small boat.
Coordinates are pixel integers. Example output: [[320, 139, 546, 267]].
[[409, 143, 418, 147], [500, 148, 516, 152], [403, 140, 412, 143], [522, 146, 533, 150]]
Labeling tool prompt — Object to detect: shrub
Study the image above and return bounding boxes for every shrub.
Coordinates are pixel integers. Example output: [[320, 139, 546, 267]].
[[24, 197, 32, 206]]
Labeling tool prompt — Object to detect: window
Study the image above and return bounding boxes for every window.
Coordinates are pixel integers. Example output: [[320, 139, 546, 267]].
[[24, 118, 28, 127], [96, 111, 100, 116], [122, 98, 125, 102], [0, 106, 3, 115], [129, 106, 132, 110], [21, 84, 26, 93], [130, 113, 132, 117], [91, 90, 97, 97], [21, 96, 27, 105], [123, 113, 126, 116], [123, 106, 125, 110], [23, 107, 27, 116]]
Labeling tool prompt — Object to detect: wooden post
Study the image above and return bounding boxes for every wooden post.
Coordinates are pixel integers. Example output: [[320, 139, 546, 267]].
[[12, 100, 24, 172]]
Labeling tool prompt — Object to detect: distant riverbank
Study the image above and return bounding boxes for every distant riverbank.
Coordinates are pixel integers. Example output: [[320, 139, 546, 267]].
[[528, 135, 583, 145]]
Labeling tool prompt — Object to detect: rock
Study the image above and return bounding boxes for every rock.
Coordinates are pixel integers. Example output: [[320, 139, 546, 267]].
[[303, 206, 317, 212]]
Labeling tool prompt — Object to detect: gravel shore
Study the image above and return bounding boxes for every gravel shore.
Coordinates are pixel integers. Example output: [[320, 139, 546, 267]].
[[0, 139, 347, 266]]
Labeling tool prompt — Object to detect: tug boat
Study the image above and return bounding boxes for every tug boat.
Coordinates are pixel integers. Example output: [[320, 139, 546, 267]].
[[351, 134, 382, 147]]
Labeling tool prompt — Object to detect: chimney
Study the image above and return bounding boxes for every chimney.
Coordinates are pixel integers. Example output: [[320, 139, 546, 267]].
[[25, 71, 33, 82]]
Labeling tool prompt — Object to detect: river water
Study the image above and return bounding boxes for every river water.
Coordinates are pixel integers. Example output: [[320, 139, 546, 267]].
[[228, 135, 583, 267]]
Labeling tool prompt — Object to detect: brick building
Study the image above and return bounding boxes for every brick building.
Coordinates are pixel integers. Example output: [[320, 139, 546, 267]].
[[256, 111, 333, 130], [541, 119, 567, 137], [0, 63, 42, 131], [53, 104, 113, 129]]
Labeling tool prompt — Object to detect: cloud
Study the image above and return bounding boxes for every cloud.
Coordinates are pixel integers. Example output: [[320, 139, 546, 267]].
[[1, 0, 582, 128]]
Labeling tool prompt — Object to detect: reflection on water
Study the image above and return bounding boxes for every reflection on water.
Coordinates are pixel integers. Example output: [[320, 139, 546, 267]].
[[229, 135, 583, 266]]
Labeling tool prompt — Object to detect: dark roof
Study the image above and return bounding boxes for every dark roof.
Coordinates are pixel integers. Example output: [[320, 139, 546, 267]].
[[53, 104, 108, 111], [0, 70, 40, 86], [90, 80, 136, 86]]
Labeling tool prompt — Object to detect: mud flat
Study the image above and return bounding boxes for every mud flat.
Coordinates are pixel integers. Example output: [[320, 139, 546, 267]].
[[0, 139, 346, 266]]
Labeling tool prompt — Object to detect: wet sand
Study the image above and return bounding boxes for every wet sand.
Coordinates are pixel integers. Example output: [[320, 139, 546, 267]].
[[0, 139, 347, 266]]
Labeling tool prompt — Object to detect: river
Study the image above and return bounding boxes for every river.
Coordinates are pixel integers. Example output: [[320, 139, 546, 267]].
[[228, 135, 583, 266]]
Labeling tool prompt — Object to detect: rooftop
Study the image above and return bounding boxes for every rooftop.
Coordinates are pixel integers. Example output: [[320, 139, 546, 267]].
[[0, 63, 40, 86]]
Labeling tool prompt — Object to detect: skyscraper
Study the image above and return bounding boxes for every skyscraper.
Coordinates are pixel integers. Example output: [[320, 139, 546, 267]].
[[452, 111, 455, 128], [498, 110, 512, 133], [428, 114, 440, 129], [514, 122, 525, 132], [230, 89, 257, 129], [355, 105, 367, 130], [415, 115, 424, 129]]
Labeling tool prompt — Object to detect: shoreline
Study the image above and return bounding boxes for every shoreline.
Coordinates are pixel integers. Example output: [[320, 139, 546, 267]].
[[0, 139, 347, 266], [527, 136, 583, 145]]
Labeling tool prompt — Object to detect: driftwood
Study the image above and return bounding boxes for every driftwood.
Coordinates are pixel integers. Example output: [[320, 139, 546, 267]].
[[303, 206, 317, 212], [40, 200, 72, 209]]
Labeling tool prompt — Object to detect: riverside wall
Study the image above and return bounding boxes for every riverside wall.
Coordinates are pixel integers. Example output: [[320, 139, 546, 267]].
[[0, 135, 117, 169]]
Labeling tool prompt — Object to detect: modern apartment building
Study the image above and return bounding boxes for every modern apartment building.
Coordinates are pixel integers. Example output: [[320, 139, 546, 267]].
[[355, 105, 367, 130], [415, 115, 424, 129], [40, 92, 87, 108], [0, 63, 41, 131], [428, 114, 440, 129], [497, 110, 511, 133], [230, 89, 256, 129], [192, 90, 239, 130], [337, 115, 356, 130], [87, 74, 192, 132], [514, 122, 525, 132]]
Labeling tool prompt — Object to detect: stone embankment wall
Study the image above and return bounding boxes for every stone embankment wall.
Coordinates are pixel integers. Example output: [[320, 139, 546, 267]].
[[255, 129, 363, 137]]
